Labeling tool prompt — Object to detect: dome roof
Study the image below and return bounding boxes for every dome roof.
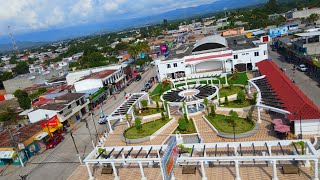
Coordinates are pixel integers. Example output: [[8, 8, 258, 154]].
[[192, 35, 228, 53]]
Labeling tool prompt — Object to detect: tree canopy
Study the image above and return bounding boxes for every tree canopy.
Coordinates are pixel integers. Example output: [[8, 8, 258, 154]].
[[13, 89, 31, 110], [14, 61, 29, 75]]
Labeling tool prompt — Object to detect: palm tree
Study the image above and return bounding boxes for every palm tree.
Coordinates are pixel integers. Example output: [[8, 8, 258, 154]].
[[137, 41, 150, 53], [128, 45, 139, 62], [308, 13, 319, 24]]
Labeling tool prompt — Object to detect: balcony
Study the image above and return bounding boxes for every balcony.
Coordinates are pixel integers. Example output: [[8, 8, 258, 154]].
[[57, 99, 89, 122]]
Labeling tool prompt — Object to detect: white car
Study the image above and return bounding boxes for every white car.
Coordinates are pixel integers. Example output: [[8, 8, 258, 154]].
[[298, 64, 307, 72], [98, 116, 108, 124]]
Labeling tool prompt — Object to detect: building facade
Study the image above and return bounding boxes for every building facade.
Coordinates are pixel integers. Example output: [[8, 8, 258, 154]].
[[154, 35, 268, 80]]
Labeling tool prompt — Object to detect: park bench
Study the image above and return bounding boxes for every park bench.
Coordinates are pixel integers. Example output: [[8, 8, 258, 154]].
[[101, 167, 113, 174], [182, 166, 196, 174], [282, 164, 300, 175]]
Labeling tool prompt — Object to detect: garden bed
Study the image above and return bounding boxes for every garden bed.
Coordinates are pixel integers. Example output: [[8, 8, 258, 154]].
[[124, 118, 170, 139], [222, 99, 254, 108], [173, 118, 197, 134], [206, 114, 254, 134], [219, 86, 244, 97], [135, 108, 163, 116]]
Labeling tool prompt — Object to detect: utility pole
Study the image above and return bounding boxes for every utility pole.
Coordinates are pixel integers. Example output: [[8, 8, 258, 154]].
[[90, 110, 99, 145], [85, 119, 95, 148], [7, 128, 24, 167], [70, 130, 82, 164]]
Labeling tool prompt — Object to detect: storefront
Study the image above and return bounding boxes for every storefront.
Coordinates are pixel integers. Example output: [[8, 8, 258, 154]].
[[42, 115, 64, 136], [34, 132, 49, 153], [0, 150, 16, 166]]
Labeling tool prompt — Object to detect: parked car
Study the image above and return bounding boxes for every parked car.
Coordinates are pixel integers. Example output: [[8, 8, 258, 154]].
[[141, 86, 149, 92], [46, 134, 64, 149], [298, 64, 307, 72], [98, 116, 108, 124]]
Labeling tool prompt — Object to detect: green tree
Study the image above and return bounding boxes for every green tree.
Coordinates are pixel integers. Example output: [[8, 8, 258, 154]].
[[13, 89, 31, 110], [135, 117, 142, 131], [125, 113, 131, 126], [140, 100, 148, 111], [128, 45, 139, 62], [265, 0, 278, 13], [252, 92, 258, 104], [14, 61, 29, 75], [178, 118, 187, 131], [274, 16, 286, 27], [229, 110, 239, 121], [156, 101, 160, 111], [203, 97, 209, 114], [161, 111, 166, 121], [183, 101, 188, 122], [237, 91, 246, 103], [163, 19, 168, 30], [0, 71, 13, 89], [0, 108, 16, 122], [115, 42, 129, 51], [80, 52, 107, 68], [307, 13, 319, 24], [9, 55, 17, 64], [224, 96, 229, 105]]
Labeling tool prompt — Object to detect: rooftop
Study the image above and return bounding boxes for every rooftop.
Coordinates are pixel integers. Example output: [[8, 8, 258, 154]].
[[225, 35, 260, 51], [40, 103, 67, 111], [256, 60, 320, 121], [82, 69, 117, 80], [167, 43, 195, 60], [0, 121, 43, 147], [54, 93, 85, 104]]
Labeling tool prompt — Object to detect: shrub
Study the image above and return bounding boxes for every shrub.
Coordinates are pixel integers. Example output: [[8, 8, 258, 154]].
[[178, 118, 187, 131], [218, 99, 221, 105], [140, 100, 148, 110], [237, 91, 246, 103], [210, 104, 216, 117], [203, 97, 209, 113], [224, 96, 229, 105], [135, 118, 142, 130]]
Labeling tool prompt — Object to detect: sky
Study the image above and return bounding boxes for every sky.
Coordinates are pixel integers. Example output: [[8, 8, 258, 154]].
[[0, 0, 219, 37]]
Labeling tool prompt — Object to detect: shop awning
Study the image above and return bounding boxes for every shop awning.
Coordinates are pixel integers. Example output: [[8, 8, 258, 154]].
[[0, 151, 16, 159], [42, 122, 63, 133], [34, 132, 49, 140]]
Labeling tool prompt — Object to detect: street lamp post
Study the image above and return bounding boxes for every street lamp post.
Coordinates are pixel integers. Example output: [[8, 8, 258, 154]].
[[90, 110, 99, 144], [232, 122, 236, 142], [124, 129, 128, 146], [85, 119, 95, 148]]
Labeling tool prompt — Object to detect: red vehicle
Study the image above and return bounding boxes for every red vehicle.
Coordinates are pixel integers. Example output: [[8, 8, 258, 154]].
[[46, 134, 64, 149]]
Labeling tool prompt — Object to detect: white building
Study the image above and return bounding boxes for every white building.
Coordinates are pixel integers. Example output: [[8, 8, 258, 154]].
[[29, 65, 46, 74], [28, 93, 89, 124], [154, 35, 268, 80]]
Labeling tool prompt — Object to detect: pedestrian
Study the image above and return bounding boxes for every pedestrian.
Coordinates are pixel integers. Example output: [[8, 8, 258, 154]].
[[124, 91, 126, 97]]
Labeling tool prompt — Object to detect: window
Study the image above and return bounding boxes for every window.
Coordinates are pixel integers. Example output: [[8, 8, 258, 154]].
[[173, 63, 177, 67], [167, 64, 171, 68], [76, 100, 80, 106], [254, 52, 259, 56], [264, 50, 267, 55], [233, 55, 238, 59], [68, 105, 71, 109]]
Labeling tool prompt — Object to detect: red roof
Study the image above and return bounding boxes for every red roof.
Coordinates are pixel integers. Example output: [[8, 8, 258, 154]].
[[256, 60, 320, 121], [32, 98, 53, 107], [82, 69, 117, 80]]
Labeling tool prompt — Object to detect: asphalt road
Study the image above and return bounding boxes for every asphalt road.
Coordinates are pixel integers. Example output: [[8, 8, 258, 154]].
[[0, 66, 156, 180], [268, 46, 320, 108]]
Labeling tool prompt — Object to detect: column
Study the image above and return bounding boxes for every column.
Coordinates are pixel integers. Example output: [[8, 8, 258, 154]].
[[108, 119, 113, 133], [314, 159, 319, 180], [272, 160, 278, 180], [196, 103, 199, 111], [167, 104, 171, 118], [217, 89, 220, 105], [305, 147, 310, 167], [248, 83, 251, 94], [138, 101, 142, 109], [86, 163, 94, 180], [200, 161, 207, 180], [138, 162, 147, 180], [225, 74, 228, 85], [257, 107, 261, 123], [185, 104, 189, 120], [234, 160, 241, 180], [147, 94, 151, 105], [131, 110, 135, 121], [111, 162, 119, 180]]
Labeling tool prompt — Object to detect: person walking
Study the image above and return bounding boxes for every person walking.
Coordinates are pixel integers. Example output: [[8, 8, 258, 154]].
[[124, 91, 126, 97]]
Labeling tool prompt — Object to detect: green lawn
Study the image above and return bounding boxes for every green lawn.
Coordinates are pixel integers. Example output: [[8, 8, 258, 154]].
[[124, 118, 170, 139], [206, 114, 254, 134], [227, 72, 248, 85], [219, 86, 244, 97], [173, 118, 197, 134], [136, 108, 163, 116], [222, 99, 254, 108], [150, 83, 170, 96], [151, 94, 161, 102]]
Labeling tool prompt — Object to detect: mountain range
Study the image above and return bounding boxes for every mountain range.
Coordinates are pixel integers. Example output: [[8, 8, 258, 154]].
[[0, 0, 267, 52]]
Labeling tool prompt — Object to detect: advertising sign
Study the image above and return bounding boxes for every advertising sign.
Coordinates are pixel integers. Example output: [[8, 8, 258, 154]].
[[161, 136, 178, 180], [41, 115, 59, 128]]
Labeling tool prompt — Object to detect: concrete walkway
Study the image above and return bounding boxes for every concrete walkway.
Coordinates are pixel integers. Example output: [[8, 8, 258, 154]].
[[192, 114, 219, 143]]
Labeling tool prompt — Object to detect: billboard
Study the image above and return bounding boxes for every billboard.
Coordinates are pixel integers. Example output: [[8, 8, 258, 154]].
[[41, 115, 59, 127], [161, 136, 178, 180], [160, 45, 168, 53]]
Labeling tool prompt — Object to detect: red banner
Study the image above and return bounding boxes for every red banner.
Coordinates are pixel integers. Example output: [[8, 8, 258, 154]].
[[41, 115, 59, 128]]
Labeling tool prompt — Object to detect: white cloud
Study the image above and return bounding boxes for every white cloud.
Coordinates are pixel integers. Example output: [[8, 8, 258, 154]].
[[0, 0, 219, 35]]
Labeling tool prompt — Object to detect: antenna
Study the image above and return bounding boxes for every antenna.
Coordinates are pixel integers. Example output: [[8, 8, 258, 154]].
[[8, 26, 19, 55]]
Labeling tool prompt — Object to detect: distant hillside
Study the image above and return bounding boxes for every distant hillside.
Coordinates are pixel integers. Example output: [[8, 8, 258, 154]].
[[0, 41, 48, 53]]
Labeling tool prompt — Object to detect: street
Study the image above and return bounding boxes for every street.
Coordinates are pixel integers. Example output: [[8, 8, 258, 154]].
[[268, 46, 320, 108], [0, 66, 156, 180]]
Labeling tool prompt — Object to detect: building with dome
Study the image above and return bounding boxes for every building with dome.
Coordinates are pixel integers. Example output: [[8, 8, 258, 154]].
[[154, 34, 268, 80]]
